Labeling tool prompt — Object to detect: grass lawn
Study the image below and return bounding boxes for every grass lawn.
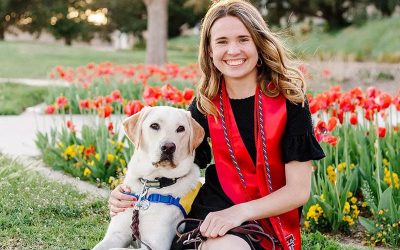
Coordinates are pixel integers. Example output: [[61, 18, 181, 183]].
[[0, 83, 54, 115], [0, 155, 109, 249], [0, 40, 197, 79], [286, 16, 400, 63], [0, 155, 365, 250]]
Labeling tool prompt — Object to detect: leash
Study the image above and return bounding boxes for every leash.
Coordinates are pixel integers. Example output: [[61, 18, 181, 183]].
[[129, 180, 153, 250], [127, 177, 187, 250], [175, 218, 280, 250]]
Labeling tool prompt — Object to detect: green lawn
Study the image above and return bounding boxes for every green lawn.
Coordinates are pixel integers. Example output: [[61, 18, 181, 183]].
[[0, 155, 109, 249], [287, 16, 400, 63], [0, 83, 53, 115], [0, 155, 366, 250], [0, 40, 197, 79]]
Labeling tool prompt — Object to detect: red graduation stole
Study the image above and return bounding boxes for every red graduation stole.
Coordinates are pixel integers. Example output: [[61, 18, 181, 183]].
[[207, 83, 301, 250]]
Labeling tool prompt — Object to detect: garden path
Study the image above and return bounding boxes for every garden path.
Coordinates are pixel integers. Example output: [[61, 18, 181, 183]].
[[0, 110, 119, 198]]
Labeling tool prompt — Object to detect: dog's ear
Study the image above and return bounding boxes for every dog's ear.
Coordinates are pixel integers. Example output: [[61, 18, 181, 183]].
[[123, 107, 151, 148], [186, 111, 205, 154]]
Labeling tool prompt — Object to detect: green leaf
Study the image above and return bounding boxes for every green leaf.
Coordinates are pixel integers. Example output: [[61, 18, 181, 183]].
[[358, 217, 378, 234], [378, 187, 393, 211]]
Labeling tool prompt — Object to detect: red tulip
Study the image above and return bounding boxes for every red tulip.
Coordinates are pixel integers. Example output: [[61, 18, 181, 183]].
[[350, 113, 358, 125], [366, 86, 378, 98], [98, 105, 113, 118], [66, 120, 76, 132], [108, 122, 114, 132], [124, 100, 144, 116], [94, 96, 104, 108], [105, 95, 113, 104], [56, 66, 66, 78], [323, 134, 338, 146], [84, 145, 96, 157], [314, 129, 323, 142], [377, 93, 392, 110], [143, 87, 161, 106], [316, 120, 327, 134], [111, 90, 122, 101], [377, 127, 386, 138], [338, 110, 344, 124], [66, 120, 73, 129], [309, 98, 320, 114], [327, 117, 337, 132], [45, 105, 55, 114], [79, 100, 90, 109], [364, 109, 374, 121], [56, 95, 68, 108], [183, 88, 194, 102], [339, 94, 355, 112]]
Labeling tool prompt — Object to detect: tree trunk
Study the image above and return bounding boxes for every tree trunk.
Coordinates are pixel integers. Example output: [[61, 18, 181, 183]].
[[65, 36, 72, 46], [0, 25, 5, 40], [144, 0, 168, 66]]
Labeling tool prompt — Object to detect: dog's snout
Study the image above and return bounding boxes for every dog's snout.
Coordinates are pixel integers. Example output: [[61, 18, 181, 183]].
[[161, 142, 176, 155]]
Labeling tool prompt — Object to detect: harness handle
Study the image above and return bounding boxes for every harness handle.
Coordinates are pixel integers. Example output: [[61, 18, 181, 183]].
[[175, 218, 279, 250]]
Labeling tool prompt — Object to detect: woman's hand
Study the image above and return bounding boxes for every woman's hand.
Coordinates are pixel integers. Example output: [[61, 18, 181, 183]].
[[199, 205, 248, 238], [108, 184, 136, 217]]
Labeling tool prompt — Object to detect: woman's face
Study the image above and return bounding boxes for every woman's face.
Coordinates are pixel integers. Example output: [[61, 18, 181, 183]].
[[209, 16, 258, 83]]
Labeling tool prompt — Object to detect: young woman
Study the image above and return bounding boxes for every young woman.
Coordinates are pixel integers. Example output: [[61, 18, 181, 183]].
[[109, 1, 325, 249]]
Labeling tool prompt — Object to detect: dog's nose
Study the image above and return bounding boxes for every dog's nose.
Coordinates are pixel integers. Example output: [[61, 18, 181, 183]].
[[161, 142, 176, 155]]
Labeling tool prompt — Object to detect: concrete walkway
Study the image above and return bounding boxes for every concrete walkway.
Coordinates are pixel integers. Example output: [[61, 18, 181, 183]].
[[0, 77, 68, 86], [0, 107, 124, 198]]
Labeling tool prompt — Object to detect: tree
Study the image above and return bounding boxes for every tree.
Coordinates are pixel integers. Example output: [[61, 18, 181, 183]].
[[373, 0, 399, 16], [44, 0, 96, 46], [0, 0, 33, 40], [169, 0, 203, 38], [92, 0, 147, 42], [143, 0, 168, 65]]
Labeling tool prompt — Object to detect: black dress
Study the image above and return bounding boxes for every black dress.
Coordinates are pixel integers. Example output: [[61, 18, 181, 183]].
[[171, 96, 325, 249]]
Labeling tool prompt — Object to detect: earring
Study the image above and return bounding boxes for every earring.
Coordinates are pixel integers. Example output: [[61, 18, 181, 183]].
[[256, 57, 263, 67]]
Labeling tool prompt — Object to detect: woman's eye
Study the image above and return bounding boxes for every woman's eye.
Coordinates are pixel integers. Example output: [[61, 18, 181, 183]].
[[240, 38, 249, 42], [150, 123, 160, 130], [176, 126, 185, 133], [217, 40, 227, 44]]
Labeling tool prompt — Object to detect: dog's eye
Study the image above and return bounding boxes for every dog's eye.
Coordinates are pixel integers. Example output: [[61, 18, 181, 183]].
[[176, 126, 185, 133], [150, 123, 160, 130]]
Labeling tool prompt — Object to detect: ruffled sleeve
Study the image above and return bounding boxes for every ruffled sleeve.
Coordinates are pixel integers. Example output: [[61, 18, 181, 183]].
[[281, 99, 325, 164], [188, 98, 212, 169]]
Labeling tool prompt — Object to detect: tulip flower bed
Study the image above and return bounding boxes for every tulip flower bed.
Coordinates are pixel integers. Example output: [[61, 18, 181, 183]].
[[36, 63, 400, 248], [44, 63, 198, 116], [304, 86, 400, 247]]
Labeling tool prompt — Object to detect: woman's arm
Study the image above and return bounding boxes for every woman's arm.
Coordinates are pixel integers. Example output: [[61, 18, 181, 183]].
[[199, 160, 313, 238]]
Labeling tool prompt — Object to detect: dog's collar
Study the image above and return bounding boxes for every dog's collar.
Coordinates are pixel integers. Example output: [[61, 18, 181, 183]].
[[139, 177, 179, 189]]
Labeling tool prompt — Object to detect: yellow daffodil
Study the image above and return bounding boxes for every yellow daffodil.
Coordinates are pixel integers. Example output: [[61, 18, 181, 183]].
[[343, 202, 350, 214], [83, 167, 92, 176], [337, 162, 346, 172], [326, 165, 336, 184], [107, 153, 115, 163]]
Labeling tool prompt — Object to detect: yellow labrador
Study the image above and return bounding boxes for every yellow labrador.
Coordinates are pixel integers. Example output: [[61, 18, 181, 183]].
[[93, 106, 204, 250]]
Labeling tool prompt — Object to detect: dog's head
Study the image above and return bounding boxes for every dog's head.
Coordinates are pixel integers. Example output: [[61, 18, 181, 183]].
[[123, 106, 204, 171]]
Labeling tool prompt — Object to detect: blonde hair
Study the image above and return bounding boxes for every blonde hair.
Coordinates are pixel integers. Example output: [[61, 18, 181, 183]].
[[197, 0, 306, 117]]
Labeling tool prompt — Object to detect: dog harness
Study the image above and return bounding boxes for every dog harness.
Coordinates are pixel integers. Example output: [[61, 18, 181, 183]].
[[124, 181, 202, 217]]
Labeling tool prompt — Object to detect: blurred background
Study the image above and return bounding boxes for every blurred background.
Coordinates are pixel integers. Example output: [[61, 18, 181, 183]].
[[1, 0, 399, 79]]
